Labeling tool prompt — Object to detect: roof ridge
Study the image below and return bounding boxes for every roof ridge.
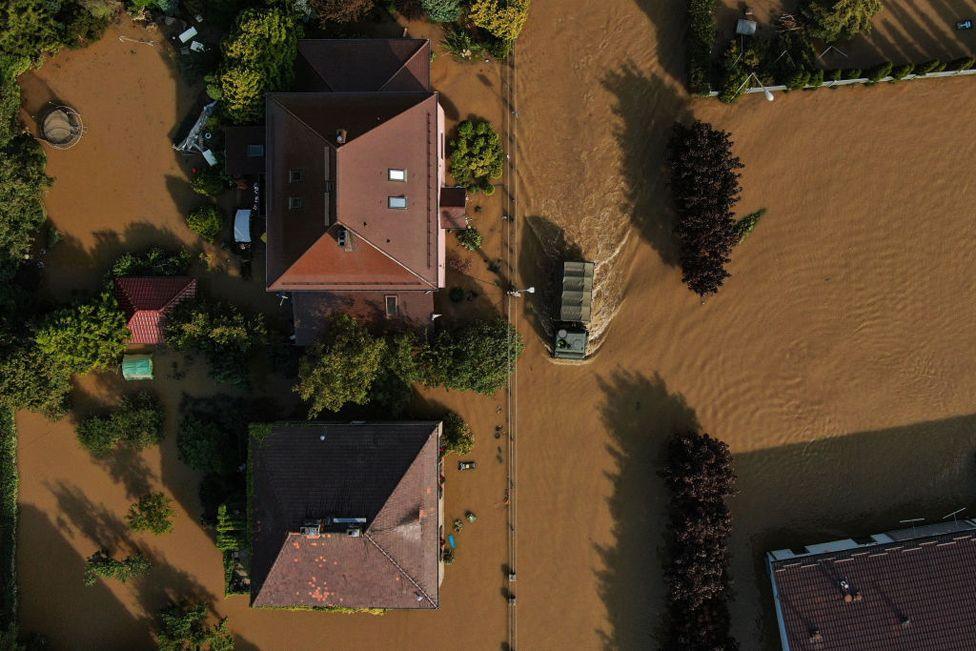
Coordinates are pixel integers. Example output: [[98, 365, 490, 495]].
[[362, 532, 436, 607], [377, 41, 426, 92], [158, 277, 196, 313], [268, 95, 333, 148], [339, 92, 430, 145], [339, 223, 436, 288]]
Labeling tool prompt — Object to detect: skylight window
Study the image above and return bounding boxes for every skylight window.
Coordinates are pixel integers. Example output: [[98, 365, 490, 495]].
[[288, 197, 303, 210], [388, 196, 408, 209], [388, 169, 407, 182], [246, 144, 264, 157], [289, 169, 304, 183]]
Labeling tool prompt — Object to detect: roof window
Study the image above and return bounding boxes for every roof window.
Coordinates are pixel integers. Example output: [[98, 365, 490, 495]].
[[288, 197, 303, 210], [246, 144, 264, 157], [388, 169, 407, 182], [388, 196, 407, 210], [289, 169, 304, 183]]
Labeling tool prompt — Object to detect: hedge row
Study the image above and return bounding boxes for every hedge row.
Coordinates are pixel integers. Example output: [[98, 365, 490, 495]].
[[687, 0, 718, 95], [0, 408, 17, 629]]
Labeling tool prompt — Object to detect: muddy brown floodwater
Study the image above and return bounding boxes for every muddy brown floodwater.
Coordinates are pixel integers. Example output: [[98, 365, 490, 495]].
[[14, 5, 976, 651]]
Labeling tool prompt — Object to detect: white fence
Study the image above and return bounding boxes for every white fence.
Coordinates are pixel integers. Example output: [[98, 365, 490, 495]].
[[707, 67, 976, 98]]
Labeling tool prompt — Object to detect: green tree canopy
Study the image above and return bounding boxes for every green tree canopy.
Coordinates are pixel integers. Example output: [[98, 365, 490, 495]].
[[219, 8, 301, 124], [468, 0, 531, 41], [308, 0, 375, 23], [127, 491, 174, 535], [424, 319, 523, 395], [186, 205, 224, 242], [109, 246, 191, 278], [0, 341, 72, 419], [34, 289, 129, 374], [803, 0, 882, 42], [164, 298, 266, 386], [294, 315, 387, 417], [156, 601, 233, 651], [449, 119, 505, 192], [422, 0, 461, 22], [83, 549, 151, 586], [442, 411, 473, 455], [76, 391, 165, 457]]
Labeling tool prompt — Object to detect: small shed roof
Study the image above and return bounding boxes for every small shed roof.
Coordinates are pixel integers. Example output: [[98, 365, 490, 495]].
[[559, 261, 594, 323], [114, 277, 197, 345]]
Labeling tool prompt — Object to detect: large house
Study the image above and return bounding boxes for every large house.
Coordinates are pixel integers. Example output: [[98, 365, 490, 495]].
[[249, 422, 443, 610], [229, 39, 459, 345], [767, 520, 976, 649]]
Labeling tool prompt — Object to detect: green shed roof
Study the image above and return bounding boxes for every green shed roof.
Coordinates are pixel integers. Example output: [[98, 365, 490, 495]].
[[122, 354, 154, 380]]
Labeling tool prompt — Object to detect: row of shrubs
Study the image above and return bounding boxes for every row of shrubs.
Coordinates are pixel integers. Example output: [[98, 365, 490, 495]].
[[0, 409, 16, 631]]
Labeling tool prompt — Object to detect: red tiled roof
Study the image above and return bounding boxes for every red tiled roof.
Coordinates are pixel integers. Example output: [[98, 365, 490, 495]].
[[250, 422, 442, 610], [114, 277, 197, 344], [769, 527, 976, 649]]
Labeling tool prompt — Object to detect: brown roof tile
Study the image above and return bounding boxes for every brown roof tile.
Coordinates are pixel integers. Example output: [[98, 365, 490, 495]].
[[114, 277, 196, 345], [295, 40, 430, 93], [250, 422, 441, 610]]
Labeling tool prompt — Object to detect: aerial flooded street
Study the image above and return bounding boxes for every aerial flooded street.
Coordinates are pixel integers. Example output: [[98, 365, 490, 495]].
[[10, 1, 976, 650]]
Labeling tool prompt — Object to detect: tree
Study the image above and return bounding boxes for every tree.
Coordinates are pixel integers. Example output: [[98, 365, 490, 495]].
[[449, 119, 504, 192], [0, 133, 49, 262], [0, 1, 62, 62], [110, 246, 191, 278], [127, 491, 174, 535], [34, 289, 129, 374], [156, 601, 233, 651], [662, 430, 737, 650], [76, 391, 165, 457], [441, 411, 473, 455], [0, 341, 72, 419], [83, 549, 151, 586], [370, 332, 422, 415], [218, 8, 301, 124], [422, 0, 461, 22], [803, 0, 882, 43], [455, 226, 483, 251], [164, 298, 266, 386], [177, 414, 238, 475], [424, 319, 523, 395], [186, 205, 224, 242], [294, 315, 387, 416], [190, 166, 230, 197], [665, 120, 743, 297], [309, 0, 374, 23], [468, 0, 530, 41], [215, 503, 245, 553]]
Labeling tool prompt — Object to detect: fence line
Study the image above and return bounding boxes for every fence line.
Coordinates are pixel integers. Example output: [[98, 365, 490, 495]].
[[707, 67, 976, 98]]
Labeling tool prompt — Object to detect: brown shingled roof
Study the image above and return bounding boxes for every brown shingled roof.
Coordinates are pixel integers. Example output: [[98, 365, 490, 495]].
[[250, 422, 441, 610], [295, 40, 431, 93], [769, 528, 976, 649]]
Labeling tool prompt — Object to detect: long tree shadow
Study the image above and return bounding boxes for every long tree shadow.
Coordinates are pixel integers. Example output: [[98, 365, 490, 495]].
[[601, 63, 689, 268], [730, 412, 976, 648], [594, 370, 700, 649]]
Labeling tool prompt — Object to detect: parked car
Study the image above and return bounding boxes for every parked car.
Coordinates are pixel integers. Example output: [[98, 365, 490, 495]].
[[458, 461, 477, 471]]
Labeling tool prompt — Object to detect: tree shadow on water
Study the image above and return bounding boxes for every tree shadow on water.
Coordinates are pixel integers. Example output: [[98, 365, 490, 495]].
[[601, 63, 690, 268], [594, 370, 699, 650]]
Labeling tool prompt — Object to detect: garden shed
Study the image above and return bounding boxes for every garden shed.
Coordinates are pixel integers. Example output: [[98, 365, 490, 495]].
[[122, 354, 154, 381]]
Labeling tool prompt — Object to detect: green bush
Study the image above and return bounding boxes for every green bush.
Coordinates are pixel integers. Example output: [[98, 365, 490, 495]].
[[917, 59, 945, 75], [190, 165, 230, 197], [717, 42, 748, 104], [686, 0, 717, 94], [734, 208, 766, 243], [83, 550, 151, 586], [450, 119, 504, 190], [219, 8, 301, 124], [35, 290, 129, 375], [370, 332, 422, 416], [0, 134, 49, 263], [441, 411, 473, 456], [0, 342, 72, 419], [890, 63, 914, 80], [422, 0, 460, 21], [842, 67, 862, 80], [294, 314, 387, 416], [807, 69, 825, 88], [156, 601, 233, 651], [949, 56, 975, 71], [867, 61, 892, 82], [0, 0, 63, 62], [164, 298, 266, 387], [177, 414, 236, 474], [828, 68, 843, 82], [423, 319, 524, 395], [468, 0, 529, 41], [77, 391, 165, 457], [442, 26, 476, 61], [60, 3, 114, 48], [456, 226, 483, 251], [785, 70, 811, 90], [110, 246, 191, 278], [127, 492, 174, 535], [802, 0, 882, 43], [186, 205, 224, 242]]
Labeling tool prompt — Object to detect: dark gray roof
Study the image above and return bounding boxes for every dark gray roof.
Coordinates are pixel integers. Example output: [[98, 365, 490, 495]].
[[250, 422, 441, 609]]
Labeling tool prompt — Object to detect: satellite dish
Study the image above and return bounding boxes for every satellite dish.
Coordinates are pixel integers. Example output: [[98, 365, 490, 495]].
[[557, 329, 568, 338]]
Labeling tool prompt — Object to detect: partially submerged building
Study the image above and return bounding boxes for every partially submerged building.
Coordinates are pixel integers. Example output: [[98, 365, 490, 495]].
[[249, 421, 443, 610], [227, 39, 458, 344], [114, 276, 197, 345], [767, 520, 976, 650]]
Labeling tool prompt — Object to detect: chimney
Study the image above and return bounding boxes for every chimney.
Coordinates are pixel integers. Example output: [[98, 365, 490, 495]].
[[336, 128, 347, 145]]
